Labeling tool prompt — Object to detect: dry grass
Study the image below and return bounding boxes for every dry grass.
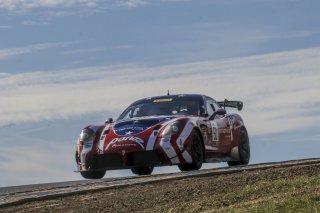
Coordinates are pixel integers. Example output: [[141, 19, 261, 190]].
[[2, 163, 320, 213]]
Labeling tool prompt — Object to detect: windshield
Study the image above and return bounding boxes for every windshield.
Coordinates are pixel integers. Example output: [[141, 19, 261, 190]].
[[118, 100, 201, 120]]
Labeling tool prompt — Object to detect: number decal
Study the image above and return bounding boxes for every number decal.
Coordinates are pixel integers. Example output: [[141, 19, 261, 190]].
[[226, 116, 234, 141], [210, 121, 219, 142]]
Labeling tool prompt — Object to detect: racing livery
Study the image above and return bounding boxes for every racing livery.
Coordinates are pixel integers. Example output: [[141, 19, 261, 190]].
[[75, 94, 250, 179]]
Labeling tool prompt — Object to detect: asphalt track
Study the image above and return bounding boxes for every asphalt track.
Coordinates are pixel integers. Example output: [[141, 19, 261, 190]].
[[1, 158, 320, 208]]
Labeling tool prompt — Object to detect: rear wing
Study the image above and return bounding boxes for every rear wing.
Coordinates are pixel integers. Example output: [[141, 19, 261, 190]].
[[217, 99, 243, 111]]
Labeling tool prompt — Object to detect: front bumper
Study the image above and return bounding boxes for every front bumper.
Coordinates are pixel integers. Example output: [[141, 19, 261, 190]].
[[82, 150, 167, 171]]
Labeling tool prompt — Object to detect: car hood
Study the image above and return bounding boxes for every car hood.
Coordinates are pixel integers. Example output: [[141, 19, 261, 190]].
[[113, 116, 177, 136]]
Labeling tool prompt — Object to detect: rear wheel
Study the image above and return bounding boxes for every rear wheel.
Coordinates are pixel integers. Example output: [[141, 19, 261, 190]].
[[131, 166, 154, 175], [178, 130, 203, 171], [227, 128, 250, 166], [80, 170, 106, 179]]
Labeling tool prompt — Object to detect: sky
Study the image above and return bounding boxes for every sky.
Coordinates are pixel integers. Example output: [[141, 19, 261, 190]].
[[0, 0, 320, 187]]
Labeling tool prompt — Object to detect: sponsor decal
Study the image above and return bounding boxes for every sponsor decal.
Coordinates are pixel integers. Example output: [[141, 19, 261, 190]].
[[219, 129, 231, 134], [84, 144, 92, 149], [105, 136, 144, 150], [116, 126, 145, 132], [153, 98, 172, 102], [110, 136, 144, 144], [162, 137, 170, 143], [125, 130, 134, 135], [112, 144, 138, 147], [227, 116, 235, 126], [114, 125, 148, 136]]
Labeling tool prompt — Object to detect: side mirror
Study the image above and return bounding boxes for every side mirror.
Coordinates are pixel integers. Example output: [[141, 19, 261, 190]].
[[209, 109, 226, 120], [105, 118, 113, 124], [237, 102, 243, 111]]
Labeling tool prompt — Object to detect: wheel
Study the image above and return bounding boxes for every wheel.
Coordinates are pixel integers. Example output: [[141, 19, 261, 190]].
[[178, 130, 203, 171], [80, 170, 106, 179], [131, 166, 154, 175], [227, 128, 250, 166]]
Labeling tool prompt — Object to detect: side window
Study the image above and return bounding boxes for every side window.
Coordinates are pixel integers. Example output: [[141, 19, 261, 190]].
[[132, 107, 141, 117], [122, 110, 132, 119], [122, 105, 142, 119], [210, 104, 216, 111], [212, 102, 220, 111], [206, 100, 215, 116]]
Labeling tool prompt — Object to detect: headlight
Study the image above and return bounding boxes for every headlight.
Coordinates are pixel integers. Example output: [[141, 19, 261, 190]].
[[162, 122, 181, 136], [79, 128, 95, 142]]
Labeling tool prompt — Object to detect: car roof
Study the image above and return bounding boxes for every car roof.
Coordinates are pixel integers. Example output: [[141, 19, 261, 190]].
[[130, 94, 209, 106]]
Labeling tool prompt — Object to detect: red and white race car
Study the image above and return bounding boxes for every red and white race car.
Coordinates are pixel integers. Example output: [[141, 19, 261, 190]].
[[75, 94, 250, 179]]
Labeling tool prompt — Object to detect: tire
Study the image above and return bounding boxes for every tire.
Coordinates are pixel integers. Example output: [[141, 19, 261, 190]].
[[80, 170, 106, 179], [178, 130, 203, 171], [131, 166, 154, 175], [227, 128, 250, 166]]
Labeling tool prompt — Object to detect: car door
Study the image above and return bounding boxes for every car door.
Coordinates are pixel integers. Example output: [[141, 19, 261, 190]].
[[206, 99, 232, 154]]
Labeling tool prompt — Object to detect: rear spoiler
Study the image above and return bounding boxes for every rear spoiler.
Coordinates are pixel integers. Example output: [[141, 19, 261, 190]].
[[217, 99, 243, 111]]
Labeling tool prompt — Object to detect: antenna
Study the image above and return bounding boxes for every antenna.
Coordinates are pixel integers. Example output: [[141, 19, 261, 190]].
[[167, 90, 170, 96]]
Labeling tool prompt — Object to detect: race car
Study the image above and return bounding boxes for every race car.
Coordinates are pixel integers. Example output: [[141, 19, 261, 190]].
[[75, 94, 250, 179]]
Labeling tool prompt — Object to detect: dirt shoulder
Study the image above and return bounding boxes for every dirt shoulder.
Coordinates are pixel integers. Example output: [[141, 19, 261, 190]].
[[2, 163, 320, 213]]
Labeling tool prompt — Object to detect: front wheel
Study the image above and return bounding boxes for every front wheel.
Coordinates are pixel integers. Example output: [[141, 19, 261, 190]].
[[80, 170, 106, 179], [178, 130, 203, 171], [227, 128, 250, 166], [131, 166, 154, 175]]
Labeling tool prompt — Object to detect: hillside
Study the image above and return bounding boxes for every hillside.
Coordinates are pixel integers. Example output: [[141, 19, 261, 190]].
[[2, 162, 320, 212]]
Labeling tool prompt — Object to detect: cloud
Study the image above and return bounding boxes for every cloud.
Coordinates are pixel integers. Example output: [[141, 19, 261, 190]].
[[0, 42, 71, 60], [1, 47, 320, 186], [161, 0, 189, 2], [0, 0, 150, 12], [0, 47, 319, 137], [0, 73, 10, 78], [115, 0, 148, 8], [0, 139, 76, 186], [249, 30, 320, 41], [0, 25, 12, 29], [21, 20, 50, 25], [62, 47, 104, 55], [0, 0, 148, 24], [115, 45, 134, 49], [0, 133, 139, 186], [0, 0, 98, 11]]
